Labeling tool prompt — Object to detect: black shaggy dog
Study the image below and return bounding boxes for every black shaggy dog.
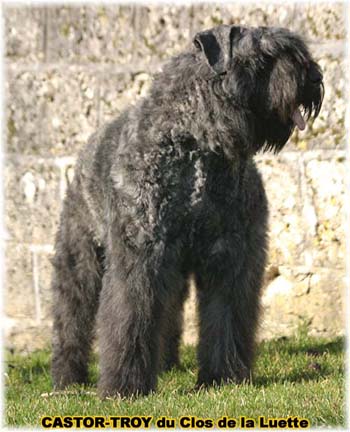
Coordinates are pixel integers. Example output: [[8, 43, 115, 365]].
[[51, 25, 323, 397]]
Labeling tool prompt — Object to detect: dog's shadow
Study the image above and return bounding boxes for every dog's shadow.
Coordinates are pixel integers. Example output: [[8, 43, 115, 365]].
[[5, 337, 344, 396], [163, 336, 344, 393], [249, 337, 344, 387]]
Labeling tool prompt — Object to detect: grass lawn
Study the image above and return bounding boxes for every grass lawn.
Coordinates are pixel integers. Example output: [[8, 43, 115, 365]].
[[5, 334, 345, 428]]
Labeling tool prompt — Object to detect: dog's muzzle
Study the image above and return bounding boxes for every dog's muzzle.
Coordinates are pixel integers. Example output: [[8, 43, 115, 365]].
[[292, 61, 324, 131]]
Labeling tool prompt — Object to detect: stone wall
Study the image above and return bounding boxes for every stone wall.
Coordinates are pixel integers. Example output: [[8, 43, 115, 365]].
[[4, 2, 347, 351]]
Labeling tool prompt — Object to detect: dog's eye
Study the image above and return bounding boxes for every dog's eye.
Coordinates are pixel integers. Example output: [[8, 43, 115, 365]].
[[194, 39, 201, 51]]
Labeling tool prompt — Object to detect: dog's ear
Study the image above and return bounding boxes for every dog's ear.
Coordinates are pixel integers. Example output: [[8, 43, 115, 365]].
[[194, 26, 238, 75]]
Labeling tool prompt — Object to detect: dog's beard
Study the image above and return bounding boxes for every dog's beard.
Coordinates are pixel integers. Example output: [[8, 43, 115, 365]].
[[261, 79, 324, 153]]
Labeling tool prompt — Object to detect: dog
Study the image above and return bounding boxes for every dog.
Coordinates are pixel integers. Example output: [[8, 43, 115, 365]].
[[51, 25, 324, 397]]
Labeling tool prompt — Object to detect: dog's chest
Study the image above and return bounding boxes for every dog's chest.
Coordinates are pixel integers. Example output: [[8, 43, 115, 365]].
[[143, 143, 208, 227], [113, 139, 240, 249], [145, 142, 237, 213]]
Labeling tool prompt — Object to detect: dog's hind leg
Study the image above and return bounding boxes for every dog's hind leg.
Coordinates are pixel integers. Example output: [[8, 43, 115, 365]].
[[97, 257, 162, 397], [97, 232, 187, 397], [159, 282, 189, 372], [51, 188, 104, 388]]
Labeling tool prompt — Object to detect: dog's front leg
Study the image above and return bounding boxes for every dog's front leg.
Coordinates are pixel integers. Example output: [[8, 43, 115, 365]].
[[194, 228, 267, 388], [195, 269, 260, 388]]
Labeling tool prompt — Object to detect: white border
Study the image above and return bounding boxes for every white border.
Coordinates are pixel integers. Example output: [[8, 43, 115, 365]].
[[344, 1, 350, 430], [0, 1, 348, 431]]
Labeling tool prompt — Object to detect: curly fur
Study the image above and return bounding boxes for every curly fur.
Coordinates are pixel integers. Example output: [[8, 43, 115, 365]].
[[51, 25, 323, 397]]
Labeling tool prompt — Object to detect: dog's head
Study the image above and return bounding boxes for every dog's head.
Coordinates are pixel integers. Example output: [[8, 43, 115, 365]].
[[193, 25, 324, 153]]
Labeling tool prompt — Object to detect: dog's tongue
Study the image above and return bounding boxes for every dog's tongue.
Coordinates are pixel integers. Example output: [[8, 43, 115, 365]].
[[292, 108, 306, 131]]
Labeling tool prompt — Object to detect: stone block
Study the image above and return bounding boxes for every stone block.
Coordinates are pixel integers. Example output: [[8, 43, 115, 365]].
[[5, 242, 35, 320], [6, 69, 46, 155], [257, 155, 305, 266], [293, 2, 345, 41], [5, 157, 61, 244], [6, 67, 99, 156], [5, 319, 52, 353], [302, 156, 346, 268], [260, 265, 345, 339], [99, 71, 152, 124], [133, 5, 191, 64], [43, 68, 99, 155], [191, 3, 345, 41], [4, 6, 45, 63], [191, 3, 298, 34], [46, 6, 137, 64], [35, 249, 54, 322]]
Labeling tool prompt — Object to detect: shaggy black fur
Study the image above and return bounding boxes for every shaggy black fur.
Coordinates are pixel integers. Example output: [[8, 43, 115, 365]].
[[51, 25, 324, 397]]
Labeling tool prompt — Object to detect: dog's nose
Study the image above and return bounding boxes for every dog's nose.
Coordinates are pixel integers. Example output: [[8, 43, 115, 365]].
[[308, 63, 323, 84]]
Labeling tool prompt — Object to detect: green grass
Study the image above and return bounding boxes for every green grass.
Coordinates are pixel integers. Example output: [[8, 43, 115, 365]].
[[5, 334, 345, 428]]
